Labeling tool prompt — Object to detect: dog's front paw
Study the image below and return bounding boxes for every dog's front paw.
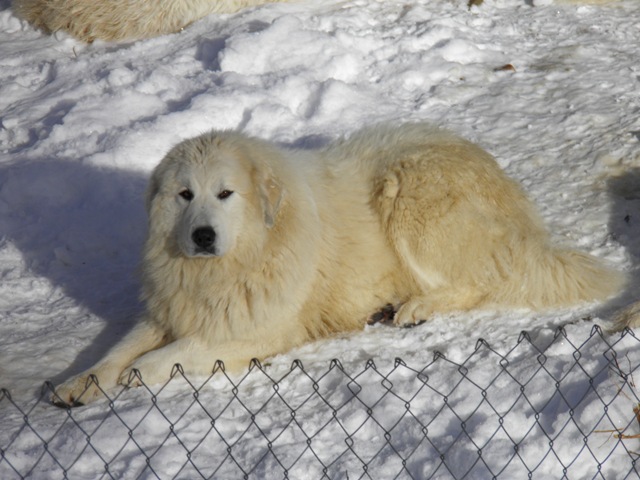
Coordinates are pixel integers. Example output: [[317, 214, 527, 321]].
[[393, 298, 432, 328], [119, 353, 169, 388], [118, 366, 145, 388], [50, 374, 106, 408]]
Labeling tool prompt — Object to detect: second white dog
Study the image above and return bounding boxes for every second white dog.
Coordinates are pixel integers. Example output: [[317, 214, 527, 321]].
[[13, 0, 293, 42]]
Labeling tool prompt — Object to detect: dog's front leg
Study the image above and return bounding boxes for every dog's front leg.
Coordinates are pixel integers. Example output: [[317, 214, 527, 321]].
[[51, 318, 169, 407], [118, 336, 292, 387]]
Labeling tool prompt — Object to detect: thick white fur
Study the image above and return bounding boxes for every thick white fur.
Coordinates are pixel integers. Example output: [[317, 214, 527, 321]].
[[52, 123, 623, 406], [13, 0, 292, 42]]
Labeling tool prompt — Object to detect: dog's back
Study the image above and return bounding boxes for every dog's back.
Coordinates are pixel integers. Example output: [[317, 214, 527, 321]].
[[328, 123, 624, 324]]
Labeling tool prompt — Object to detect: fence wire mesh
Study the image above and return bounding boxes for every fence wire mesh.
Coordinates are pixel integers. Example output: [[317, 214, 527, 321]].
[[2, 326, 640, 479]]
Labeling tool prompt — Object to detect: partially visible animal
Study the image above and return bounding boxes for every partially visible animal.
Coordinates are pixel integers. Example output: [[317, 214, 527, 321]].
[[51, 123, 623, 407], [14, 0, 625, 43], [13, 0, 293, 42]]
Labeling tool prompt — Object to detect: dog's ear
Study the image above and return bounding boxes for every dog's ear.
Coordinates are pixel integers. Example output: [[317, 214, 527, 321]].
[[259, 171, 284, 228]]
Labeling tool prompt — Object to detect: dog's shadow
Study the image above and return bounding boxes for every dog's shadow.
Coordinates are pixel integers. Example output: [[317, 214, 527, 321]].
[[602, 168, 640, 316], [0, 157, 148, 388]]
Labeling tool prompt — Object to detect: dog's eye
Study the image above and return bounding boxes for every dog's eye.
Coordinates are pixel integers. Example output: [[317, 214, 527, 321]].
[[179, 189, 194, 201], [217, 190, 234, 200]]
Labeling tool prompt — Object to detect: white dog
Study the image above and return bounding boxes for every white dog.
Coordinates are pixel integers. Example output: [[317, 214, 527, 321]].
[[13, 0, 292, 42], [52, 123, 623, 407]]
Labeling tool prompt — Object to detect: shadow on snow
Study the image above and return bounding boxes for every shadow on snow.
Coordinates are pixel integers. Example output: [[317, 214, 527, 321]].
[[0, 155, 148, 387]]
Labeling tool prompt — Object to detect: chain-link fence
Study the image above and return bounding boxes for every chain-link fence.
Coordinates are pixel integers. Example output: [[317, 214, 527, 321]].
[[2, 326, 640, 479]]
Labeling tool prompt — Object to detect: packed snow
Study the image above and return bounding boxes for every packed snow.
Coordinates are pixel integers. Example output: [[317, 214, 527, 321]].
[[2, 0, 640, 477]]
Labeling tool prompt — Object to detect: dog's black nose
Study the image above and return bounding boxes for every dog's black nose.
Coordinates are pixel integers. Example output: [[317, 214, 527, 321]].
[[192, 226, 216, 249]]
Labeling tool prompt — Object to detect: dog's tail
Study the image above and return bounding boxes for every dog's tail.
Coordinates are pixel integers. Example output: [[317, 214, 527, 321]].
[[510, 246, 624, 309]]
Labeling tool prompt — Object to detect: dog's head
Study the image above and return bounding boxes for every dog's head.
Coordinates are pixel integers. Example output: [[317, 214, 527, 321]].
[[146, 131, 285, 259]]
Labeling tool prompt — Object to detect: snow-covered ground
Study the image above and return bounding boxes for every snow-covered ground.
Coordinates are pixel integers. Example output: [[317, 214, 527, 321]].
[[2, 0, 640, 477]]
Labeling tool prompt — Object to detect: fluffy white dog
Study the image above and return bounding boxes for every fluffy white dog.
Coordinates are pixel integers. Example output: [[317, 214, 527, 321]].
[[52, 123, 623, 407], [13, 0, 292, 42]]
